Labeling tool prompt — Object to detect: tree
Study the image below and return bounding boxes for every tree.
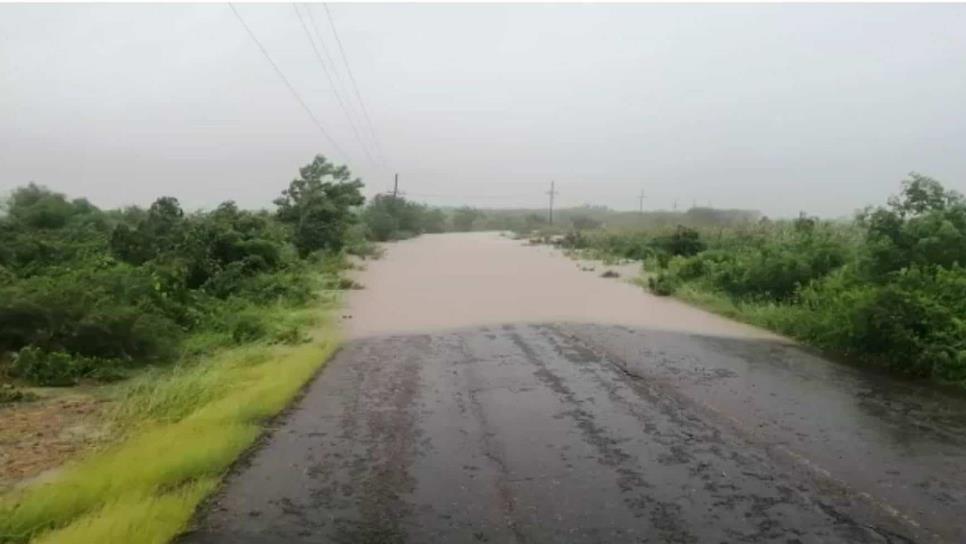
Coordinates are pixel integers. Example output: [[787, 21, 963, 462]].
[[862, 173, 966, 276], [523, 213, 547, 231], [571, 215, 602, 232], [452, 207, 482, 231], [274, 155, 364, 256], [658, 225, 705, 257], [888, 173, 951, 215], [422, 208, 447, 233], [110, 196, 187, 265], [7, 183, 85, 229], [362, 195, 401, 242], [362, 195, 449, 240]]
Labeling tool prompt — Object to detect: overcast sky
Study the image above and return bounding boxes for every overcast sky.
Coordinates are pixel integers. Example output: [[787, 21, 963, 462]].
[[2, 3, 965, 217]]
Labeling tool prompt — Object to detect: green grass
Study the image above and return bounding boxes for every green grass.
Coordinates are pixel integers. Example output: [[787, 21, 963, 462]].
[[32, 478, 219, 544], [0, 305, 341, 543], [674, 283, 799, 327], [635, 277, 812, 344]]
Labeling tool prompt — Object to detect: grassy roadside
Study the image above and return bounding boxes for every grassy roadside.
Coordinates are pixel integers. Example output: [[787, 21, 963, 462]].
[[0, 286, 342, 543], [639, 276, 965, 390], [659, 281, 808, 336]]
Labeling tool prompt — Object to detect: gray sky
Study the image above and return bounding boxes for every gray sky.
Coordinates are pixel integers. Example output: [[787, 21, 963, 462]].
[[2, 3, 965, 218]]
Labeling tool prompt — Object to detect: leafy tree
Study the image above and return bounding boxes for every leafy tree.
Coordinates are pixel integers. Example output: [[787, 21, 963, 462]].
[[362, 195, 401, 242], [110, 196, 188, 265], [861, 172, 966, 276], [0, 154, 368, 386], [655, 226, 705, 257], [361, 195, 449, 241], [274, 155, 364, 257], [524, 213, 547, 231], [422, 208, 447, 233], [7, 183, 76, 229], [571, 215, 602, 232], [452, 207, 482, 231]]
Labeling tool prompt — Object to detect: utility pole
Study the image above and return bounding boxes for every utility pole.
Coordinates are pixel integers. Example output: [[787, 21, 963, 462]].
[[547, 181, 558, 225], [392, 173, 399, 199], [638, 190, 645, 214], [673, 199, 678, 211]]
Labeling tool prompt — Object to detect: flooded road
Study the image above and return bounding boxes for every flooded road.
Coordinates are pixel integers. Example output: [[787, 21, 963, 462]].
[[184, 233, 966, 543]]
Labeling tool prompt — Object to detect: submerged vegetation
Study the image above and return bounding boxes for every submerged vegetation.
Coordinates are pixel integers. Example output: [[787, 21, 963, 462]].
[[555, 174, 966, 385], [0, 154, 360, 542]]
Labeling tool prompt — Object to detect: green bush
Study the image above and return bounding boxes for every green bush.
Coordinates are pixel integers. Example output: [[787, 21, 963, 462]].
[[361, 194, 448, 241], [0, 154, 361, 385], [648, 273, 679, 296], [229, 313, 269, 344], [795, 265, 966, 381], [574, 175, 966, 385], [0, 383, 37, 404], [668, 254, 707, 281], [271, 325, 308, 345], [654, 226, 706, 257], [12, 347, 79, 386], [0, 268, 182, 363]]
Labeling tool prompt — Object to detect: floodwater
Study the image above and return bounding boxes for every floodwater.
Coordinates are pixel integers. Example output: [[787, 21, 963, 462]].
[[184, 232, 966, 543], [345, 232, 778, 340]]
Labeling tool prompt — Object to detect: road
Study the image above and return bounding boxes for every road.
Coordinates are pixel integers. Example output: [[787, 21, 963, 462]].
[[184, 232, 966, 543]]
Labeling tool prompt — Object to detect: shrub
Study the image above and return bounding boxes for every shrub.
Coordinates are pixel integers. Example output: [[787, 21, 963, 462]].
[[228, 312, 270, 344], [271, 325, 308, 345], [573, 175, 966, 385], [648, 273, 679, 296], [0, 155, 359, 385], [0, 384, 37, 404], [361, 194, 448, 241], [0, 270, 182, 364], [654, 226, 705, 257], [12, 347, 79, 386], [668, 254, 708, 281], [274, 155, 365, 256]]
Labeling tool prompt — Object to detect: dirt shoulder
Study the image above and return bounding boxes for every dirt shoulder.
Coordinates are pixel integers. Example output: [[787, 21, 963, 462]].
[[0, 391, 109, 491]]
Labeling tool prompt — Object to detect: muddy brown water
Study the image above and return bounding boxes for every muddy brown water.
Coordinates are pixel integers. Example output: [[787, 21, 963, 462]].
[[184, 232, 966, 543]]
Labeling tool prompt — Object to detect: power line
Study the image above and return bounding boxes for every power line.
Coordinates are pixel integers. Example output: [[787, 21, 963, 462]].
[[304, 6, 364, 130], [229, 3, 351, 162], [293, 3, 375, 165], [322, 3, 387, 167]]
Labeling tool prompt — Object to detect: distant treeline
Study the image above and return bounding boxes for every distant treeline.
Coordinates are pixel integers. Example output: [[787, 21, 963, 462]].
[[361, 199, 763, 240], [471, 205, 763, 233], [556, 174, 966, 386]]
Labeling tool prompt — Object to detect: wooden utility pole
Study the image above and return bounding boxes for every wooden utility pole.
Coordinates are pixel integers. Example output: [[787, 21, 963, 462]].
[[392, 173, 399, 199], [638, 190, 645, 214], [547, 181, 558, 225]]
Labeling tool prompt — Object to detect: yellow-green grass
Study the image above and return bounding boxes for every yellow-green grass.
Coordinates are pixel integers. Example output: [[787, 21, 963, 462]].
[[0, 310, 341, 543]]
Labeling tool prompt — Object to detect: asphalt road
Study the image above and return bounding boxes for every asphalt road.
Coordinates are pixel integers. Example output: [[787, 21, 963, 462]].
[[182, 233, 966, 544]]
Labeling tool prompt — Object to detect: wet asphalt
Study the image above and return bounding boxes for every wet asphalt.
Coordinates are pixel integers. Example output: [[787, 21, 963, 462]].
[[182, 322, 966, 544]]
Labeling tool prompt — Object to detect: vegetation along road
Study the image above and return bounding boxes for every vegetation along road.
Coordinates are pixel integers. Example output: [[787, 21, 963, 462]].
[[184, 232, 966, 543]]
